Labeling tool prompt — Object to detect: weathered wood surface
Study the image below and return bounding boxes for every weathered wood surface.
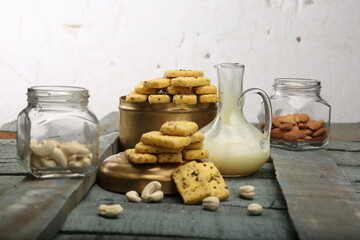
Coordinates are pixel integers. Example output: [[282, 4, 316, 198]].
[[272, 141, 360, 240], [55, 172, 296, 240], [0, 113, 120, 240], [1, 114, 359, 240]]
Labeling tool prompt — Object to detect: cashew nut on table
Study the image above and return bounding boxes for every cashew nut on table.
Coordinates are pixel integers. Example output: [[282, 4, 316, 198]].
[[30, 138, 93, 172], [141, 181, 164, 203], [98, 204, 123, 218], [238, 185, 255, 199], [202, 196, 220, 211]]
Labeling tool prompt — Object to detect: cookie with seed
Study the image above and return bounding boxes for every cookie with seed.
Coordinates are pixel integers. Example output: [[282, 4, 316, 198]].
[[141, 131, 192, 148], [164, 70, 204, 78], [182, 149, 209, 160], [134, 82, 158, 95], [184, 141, 204, 150], [171, 77, 210, 87], [144, 78, 171, 89], [172, 161, 211, 204], [135, 142, 182, 154], [165, 86, 192, 95], [194, 85, 217, 94], [198, 162, 230, 201], [125, 92, 148, 103], [125, 149, 157, 164], [148, 94, 171, 104], [198, 94, 219, 103], [160, 121, 198, 136], [173, 94, 197, 105], [190, 132, 205, 143], [157, 152, 182, 163]]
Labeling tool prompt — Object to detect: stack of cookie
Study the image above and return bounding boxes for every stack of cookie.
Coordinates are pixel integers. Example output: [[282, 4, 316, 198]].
[[125, 121, 209, 164], [125, 70, 219, 104]]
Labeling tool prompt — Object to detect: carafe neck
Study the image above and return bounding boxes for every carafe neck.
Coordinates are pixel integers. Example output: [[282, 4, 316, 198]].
[[215, 63, 244, 124]]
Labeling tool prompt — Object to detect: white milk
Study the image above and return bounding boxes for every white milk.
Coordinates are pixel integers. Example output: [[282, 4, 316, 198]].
[[204, 141, 270, 176], [203, 118, 270, 176]]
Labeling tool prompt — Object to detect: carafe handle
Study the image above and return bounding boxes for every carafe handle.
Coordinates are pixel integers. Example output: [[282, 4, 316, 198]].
[[238, 88, 272, 142]]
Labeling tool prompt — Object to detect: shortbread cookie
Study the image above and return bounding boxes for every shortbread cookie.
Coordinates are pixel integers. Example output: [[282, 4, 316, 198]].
[[190, 131, 205, 143], [125, 149, 157, 164], [171, 77, 211, 87], [164, 70, 204, 78], [198, 94, 219, 103], [144, 78, 171, 89], [173, 94, 197, 105], [165, 86, 192, 95], [198, 162, 230, 201], [172, 161, 211, 204], [160, 121, 198, 136], [148, 94, 171, 104], [194, 85, 217, 94], [157, 152, 182, 163], [125, 93, 148, 103], [182, 149, 209, 160], [134, 82, 158, 95], [135, 142, 182, 154], [141, 131, 192, 148], [184, 141, 204, 150]]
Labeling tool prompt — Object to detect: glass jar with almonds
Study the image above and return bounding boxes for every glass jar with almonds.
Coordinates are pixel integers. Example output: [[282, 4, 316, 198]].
[[261, 78, 331, 150], [17, 86, 99, 178]]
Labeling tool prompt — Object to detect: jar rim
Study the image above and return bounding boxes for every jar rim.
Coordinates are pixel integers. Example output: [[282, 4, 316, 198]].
[[27, 85, 89, 104], [29, 85, 87, 92], [274, 78, 321, 89]]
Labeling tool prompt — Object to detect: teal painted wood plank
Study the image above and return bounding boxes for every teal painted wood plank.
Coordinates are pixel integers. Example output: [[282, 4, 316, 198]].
[[59, 201, 296, 240], [272, 148, 360, 240], [326, 140, 360, 152]]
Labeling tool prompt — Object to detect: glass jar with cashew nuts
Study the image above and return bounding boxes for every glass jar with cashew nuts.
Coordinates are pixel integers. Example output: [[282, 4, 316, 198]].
[[259, 78, 331, 150], [17, 86, 99, 178]]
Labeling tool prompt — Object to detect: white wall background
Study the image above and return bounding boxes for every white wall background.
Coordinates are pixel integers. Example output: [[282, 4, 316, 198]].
[[1, 0, 359, 127]]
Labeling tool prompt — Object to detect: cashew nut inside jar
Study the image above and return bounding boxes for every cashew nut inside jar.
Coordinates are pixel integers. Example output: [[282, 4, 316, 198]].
[[17, 86, 99, 178]]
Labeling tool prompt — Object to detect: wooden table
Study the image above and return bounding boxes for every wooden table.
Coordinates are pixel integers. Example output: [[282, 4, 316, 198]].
[[0, 113, 359, 240]]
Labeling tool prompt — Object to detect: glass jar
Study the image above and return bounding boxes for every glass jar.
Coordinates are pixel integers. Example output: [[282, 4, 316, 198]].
[[17, 86, 99, 178], [261, 78, 331, 150]]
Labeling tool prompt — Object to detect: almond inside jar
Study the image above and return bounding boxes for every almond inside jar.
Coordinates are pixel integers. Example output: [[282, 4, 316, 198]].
[[261, 113, 328, 143]]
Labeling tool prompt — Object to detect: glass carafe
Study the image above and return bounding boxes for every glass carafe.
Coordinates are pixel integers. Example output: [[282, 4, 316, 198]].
[[201, 63, 272, 176]]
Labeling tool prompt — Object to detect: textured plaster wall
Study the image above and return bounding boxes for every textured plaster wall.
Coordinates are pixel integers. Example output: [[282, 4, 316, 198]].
[[0, 0, 359, 127]]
